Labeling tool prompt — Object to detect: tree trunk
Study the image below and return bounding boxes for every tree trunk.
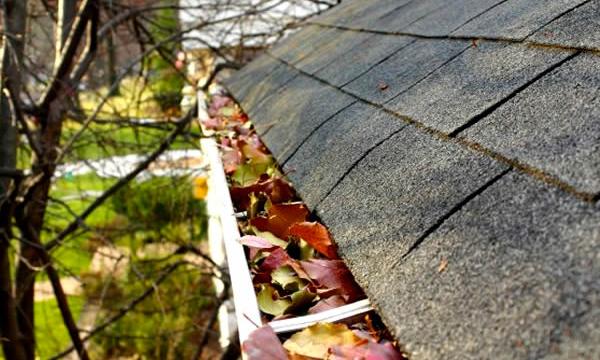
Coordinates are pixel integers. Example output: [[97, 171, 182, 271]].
[[14, 1, 77, 359], [0, 0, 29, 359]]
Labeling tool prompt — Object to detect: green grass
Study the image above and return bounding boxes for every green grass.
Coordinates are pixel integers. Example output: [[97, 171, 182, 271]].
[[35, 296, 85, 359], [79, 76, 162, 119], [43, 173, 117, 278]]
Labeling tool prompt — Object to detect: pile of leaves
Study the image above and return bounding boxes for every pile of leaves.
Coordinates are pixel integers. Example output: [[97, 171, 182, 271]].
[[202, 89, 404, 359]]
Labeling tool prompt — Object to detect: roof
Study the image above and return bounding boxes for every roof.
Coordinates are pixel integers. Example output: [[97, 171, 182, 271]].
[[223, 1, 600, 358]]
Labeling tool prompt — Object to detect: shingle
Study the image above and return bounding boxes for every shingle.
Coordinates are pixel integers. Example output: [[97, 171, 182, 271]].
[[314, 34, 414, 87], [402, 0, 507, 36], [283, 102, 406, 209], [251, 74, 355, 163], [360, 0, 448, 33], [269, 25, 318, 59], [529, 0, 600, 50], [271, 26, 340, 65], [343, 39, 470, 105], [316, 126, 508, 267], [292, 29, 372, 75], [223, 53, 276, 104], [312, 0, 411, 28], [463, 52, 600, 196], [239, 62, 299, 112], [368, 172, 600, 359], [386, 42, 573, 134], [453, 0, 589, 40]]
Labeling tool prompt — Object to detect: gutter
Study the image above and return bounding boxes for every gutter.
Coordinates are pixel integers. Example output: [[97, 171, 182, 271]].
[[198, 90, 373, 353]]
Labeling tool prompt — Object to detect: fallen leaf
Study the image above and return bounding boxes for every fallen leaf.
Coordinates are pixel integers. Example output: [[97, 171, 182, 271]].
[[242, 325, 287, 360], [283, 323, 362, 359], [251, 227, 288, 248], [308, 295, 347, 314], [257, 284, 292, 316], [240, 235, 283, 260], [232, 162, 272, 186], [284, 288, 317, 316], [251, 202, 309, 240], [300, 259, 364, 302], [298, 239, 316, 260], [259, 248, 293, 274], [230, 176, 295, 211], [289, 222, 338, 259], [328, 341, 403, 360], [272, 265, 304, 291], [240, 235, 279, 249]]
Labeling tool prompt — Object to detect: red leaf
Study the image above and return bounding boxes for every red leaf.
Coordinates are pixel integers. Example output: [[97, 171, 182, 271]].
[[328, 341, 404, 360], [251, 202, 309, 240], [289, 222, 338, 259], [230, 177, 295, 210], [258, 248, 312, 282], [259, 248, 292, 274], [300, 259, 364, 302], [242, 325, 287, 360]]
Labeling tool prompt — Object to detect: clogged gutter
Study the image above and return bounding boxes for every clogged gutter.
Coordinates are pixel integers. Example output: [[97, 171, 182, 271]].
[[202, 87, 407, 360]]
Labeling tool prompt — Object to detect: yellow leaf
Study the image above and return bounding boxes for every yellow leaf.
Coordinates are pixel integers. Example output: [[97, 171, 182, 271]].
[[283, 323, 361, 359]]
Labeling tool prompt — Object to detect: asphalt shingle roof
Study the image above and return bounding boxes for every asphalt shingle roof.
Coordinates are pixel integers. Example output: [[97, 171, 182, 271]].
[[223, 1, 600, 358]]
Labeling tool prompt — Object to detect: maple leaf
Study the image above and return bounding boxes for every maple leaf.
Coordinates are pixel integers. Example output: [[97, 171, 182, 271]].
[[230, 176, 295, 211], [283, 322, 363, 359], [242, 325, 287, 360], [289, 222, 338, 259], [300, 259, 364, 302], [251, 202, 309, 240]]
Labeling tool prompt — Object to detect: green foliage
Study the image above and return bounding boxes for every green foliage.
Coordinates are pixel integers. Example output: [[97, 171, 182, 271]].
[[112, 176, 206, 235], [86, 258, 214, 359], [145, 6, 184, 111], [34, 297, 85, 359]]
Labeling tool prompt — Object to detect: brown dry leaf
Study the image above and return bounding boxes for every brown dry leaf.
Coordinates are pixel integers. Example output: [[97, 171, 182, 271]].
[[251, 202, 309, 240], [283, 322, 362, 359], [289, 222, 338, 259], [230, 176, 295, 210]]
